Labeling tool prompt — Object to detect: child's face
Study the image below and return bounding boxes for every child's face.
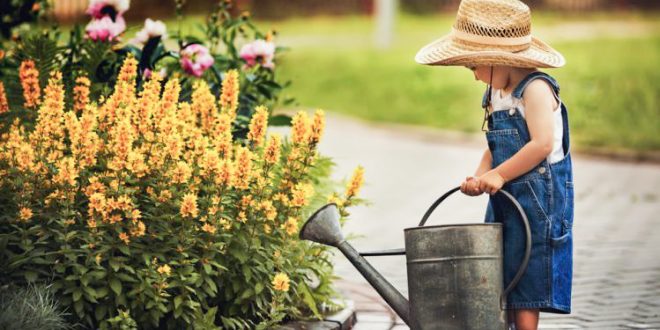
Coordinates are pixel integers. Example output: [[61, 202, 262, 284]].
[[468, 65, 508, 89], [470, 66, 492, 84]]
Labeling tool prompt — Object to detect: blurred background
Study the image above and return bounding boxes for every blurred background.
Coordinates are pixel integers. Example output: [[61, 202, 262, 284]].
[[50, 0, 660, 159], [44, 1, 660, 327]]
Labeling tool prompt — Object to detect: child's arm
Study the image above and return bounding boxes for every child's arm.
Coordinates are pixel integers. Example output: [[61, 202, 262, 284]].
[[478, 80, 557, 195]]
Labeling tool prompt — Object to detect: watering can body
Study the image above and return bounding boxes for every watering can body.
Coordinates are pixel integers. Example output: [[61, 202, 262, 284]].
[[300, 187, 530, 330], [405, 223, 506, 329]]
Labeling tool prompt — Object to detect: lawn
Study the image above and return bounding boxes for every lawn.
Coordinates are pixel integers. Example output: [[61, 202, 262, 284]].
[[251, 13, 660, 154]]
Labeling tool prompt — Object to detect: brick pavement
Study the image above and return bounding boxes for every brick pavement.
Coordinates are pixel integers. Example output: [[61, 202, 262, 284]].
[[303, 113, 660, 329]]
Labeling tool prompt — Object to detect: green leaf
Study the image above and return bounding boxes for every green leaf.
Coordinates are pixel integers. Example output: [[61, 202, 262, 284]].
[[117, 244, 131, 256], [95, 304, 107, 321], [255, 282, 264, 294], [174, 295, 184, 310], [73, 288, 83, 302], [24, 270, 38, 282], [109, 258, 121, 272], [270, 114, 292, 126], [109, 278, 122, 295], [299, 281, 322, 319], [96, 286, 109, 298], [74, 299, 84, 317]]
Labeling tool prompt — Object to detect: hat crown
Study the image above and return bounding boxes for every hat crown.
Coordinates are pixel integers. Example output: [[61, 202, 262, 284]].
[[454, 0, 531, 39]]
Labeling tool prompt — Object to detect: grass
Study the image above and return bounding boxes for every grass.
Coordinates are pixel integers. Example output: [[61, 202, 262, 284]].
[[247, 13, 660, 153]]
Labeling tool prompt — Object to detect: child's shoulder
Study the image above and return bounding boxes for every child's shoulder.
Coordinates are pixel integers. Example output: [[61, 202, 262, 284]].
[[519, 73, 560, 108]]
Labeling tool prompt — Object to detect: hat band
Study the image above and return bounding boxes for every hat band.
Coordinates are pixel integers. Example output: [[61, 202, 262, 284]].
[[451, 27, 531, 47]]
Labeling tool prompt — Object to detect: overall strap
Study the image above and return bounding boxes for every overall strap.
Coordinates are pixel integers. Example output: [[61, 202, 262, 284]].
[[513, 71, 570, 156], [512, 71, 561, 103]]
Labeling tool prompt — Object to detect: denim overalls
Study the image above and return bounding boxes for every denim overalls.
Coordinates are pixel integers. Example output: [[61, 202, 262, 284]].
[[484, 72, 573, 314]]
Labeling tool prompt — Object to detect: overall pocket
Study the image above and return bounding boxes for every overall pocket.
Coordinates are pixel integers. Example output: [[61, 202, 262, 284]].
[[504, 179, 551, 244], [552, 181, 574, 247], [486, 129, 524, 167]]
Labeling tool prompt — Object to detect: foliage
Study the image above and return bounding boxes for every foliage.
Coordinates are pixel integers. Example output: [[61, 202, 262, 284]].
[[0, 283, 71, 330], [0, 0, 292, 138], [0, 58, 364, 329]]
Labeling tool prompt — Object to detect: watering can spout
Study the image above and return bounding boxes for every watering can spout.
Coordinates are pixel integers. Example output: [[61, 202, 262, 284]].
[[299, 204, 410, 325]]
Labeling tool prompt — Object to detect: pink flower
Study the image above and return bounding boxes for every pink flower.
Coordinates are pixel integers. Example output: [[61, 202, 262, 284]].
[[239, 39, 276, 69], [86, 0, 130, 19], [180, 44, 214, 77], [130, 18, 167, 46], [85, 0, 129, 42], [85, 16, 126, 42]]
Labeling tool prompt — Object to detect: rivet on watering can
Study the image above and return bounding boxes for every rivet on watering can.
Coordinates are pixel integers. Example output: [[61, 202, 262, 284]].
[[508, 108, 516, 116], [538, 167, 546, 174]]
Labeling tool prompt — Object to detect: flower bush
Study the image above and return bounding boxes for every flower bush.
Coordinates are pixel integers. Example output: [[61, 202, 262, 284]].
[[0, 0, 292, 138], [0, 56, 364, 328]]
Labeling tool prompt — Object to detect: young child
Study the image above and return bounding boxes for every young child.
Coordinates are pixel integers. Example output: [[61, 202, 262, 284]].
[[415, 0, 573, 329]]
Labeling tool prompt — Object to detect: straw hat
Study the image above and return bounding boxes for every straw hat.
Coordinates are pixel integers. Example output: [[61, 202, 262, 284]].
[[415, 0, 565, 68]]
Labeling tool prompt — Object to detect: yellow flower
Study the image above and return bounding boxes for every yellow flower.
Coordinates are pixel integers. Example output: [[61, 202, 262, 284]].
[[157, 78, 181, 124], [0, 82, 8, 114], [126, 150, 148, 178], [88, 193, 107, 215], [200, 149, 221, 178], [264, 223, 272, 234], [291, 111, 310, 145], [118, 56, 138, 84], [158, 189, 173, 203], [291, 183, 314, 207], [264, 133, 281, 164], [87, 218, 97, 229], [73, 75, 91, 113], [327, 194, 344, 207], [130, 221, 146, 237], [238, 211, 247, 223], [272, 272, 290, 292], [219, 70, 239, 121], [170, 161, 192, 184], [192, 80, 218, 133], [233, 146, 253, 190], [32, 72, 66, 161], [157, 264, 171, 276], [53, 157, 78, 187], [19, 207, 33, 222], [309, 109, 325, 145], [119, 232, 130, 245], [64, 219, 76, 226], [346, 165, 365, 199], [108, 118, 135, 171], [202, 223, 217, 234], [129, 209, 142, 221], [19, 60, 41, 108], [247, 105, 268, 147], [180, 192, 199, 218], [282, 217, 298, 236], [95, 254, 102, 264], [212, 114, 233, 157], [219, 218, 231, 230], [259, 200, 277, 221]]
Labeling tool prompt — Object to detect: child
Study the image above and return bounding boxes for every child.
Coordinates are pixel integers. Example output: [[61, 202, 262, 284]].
[[415, 0, 573, 329]]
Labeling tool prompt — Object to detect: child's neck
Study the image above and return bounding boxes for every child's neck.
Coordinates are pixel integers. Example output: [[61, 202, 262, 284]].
[[499, 68, 537, 95]]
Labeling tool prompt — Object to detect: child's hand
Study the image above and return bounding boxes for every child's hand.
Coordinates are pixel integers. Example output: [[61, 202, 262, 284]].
[[460, 176, 483, 196], [478, 169, 506, 195]]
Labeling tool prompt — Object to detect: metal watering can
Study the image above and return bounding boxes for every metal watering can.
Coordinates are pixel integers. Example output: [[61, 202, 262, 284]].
[[299, 187, 531, 330]]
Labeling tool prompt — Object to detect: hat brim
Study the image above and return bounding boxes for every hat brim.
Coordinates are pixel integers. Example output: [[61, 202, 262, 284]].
[[415, 34, 565, 68]]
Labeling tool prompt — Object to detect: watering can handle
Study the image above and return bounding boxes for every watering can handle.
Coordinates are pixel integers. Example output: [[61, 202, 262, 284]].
[[417, 186, 531, 308]]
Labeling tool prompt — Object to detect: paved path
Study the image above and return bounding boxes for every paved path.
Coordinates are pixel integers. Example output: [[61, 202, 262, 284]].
[[294, 113, 660, 329]]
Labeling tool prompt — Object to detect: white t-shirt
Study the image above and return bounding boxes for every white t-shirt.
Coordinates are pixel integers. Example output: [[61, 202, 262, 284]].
[[490, 88, 565, 164]]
